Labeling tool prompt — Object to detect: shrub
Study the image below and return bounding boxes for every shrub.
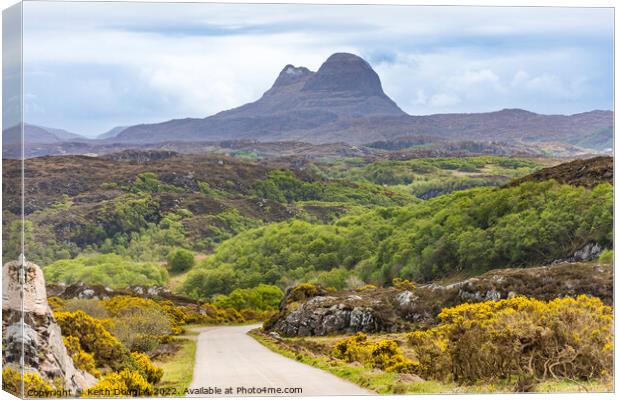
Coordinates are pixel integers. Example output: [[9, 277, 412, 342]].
[[44, 253, 168, 288], [213, 284, 283, 311], [407, 295, 613, 383], [332, 332, 418, 373], [47, 296, 65, 312], [63, 298, 109, 319], [392, 277, 416, 290], [130, 353, 163, 384], [200, 303, 246, 324], [55, 310, 131, 371], [286, 283, 322, 304], [64, 336, 100, 377], [598, 249, 613, 265], [333, 332, 370, 362], [166, 248, 195, 273], [84, 369, 153, 397], [102, 296, 174, 352], [2, 368, 54, 397]]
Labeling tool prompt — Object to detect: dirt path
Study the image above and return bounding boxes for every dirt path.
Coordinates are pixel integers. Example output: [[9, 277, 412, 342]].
[[187, 324, 372, 396]]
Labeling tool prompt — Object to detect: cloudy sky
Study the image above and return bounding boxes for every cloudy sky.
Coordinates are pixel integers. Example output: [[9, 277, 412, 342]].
[[22, 2, 613, 137]]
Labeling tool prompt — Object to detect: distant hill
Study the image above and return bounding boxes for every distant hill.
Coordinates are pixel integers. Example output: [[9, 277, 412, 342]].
[[97, 126, 128, 139], [2, 123, 85, 145]]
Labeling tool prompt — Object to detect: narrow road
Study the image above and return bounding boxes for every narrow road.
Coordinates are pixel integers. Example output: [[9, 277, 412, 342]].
[[187, 324, 372, 396]]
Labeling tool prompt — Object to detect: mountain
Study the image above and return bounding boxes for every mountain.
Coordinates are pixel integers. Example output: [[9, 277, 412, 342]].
[[2, 123, 85, 145], [97, 126, 128, 139], [112, 53, 405, 144], [111, 52, 612, 147]]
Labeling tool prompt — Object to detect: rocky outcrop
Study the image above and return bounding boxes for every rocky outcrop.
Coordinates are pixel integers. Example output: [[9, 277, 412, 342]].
[[265, 262, 612, 337], [47, 283, 199, 307], [2, 259, 97, 391]]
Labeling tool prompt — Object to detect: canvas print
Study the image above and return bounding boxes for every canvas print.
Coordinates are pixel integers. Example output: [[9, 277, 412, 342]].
[[1, 1, 614, 398]]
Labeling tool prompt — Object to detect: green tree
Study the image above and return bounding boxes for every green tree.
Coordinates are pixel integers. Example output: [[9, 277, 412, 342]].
[[166, 248, 195, 273]]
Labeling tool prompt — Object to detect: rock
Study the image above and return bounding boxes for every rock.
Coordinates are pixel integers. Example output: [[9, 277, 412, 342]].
[[571, 243, 603, 261], [2, 260, 97, 391], [266, 262, 612, 336], [268, 331, 282, 340]]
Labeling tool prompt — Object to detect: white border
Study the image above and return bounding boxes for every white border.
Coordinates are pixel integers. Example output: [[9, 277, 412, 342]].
[[0, 1, 616, 400]]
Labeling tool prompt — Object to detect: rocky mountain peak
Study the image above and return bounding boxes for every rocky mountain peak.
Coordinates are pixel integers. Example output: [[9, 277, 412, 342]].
[[271, 64, 314, 89], [302, 52, 385, 96]]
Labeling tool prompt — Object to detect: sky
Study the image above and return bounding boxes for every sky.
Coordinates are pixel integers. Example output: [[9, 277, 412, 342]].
[[21, 1, 614, 137]]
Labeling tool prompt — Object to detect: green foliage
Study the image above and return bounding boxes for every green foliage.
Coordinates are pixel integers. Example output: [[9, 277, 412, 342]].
[[182, 267, 237, 299], [197, 181, 229, 198], [254, 170, 323, 203], [166, 248, 195, 273], [181, 219, 383, 297], [375, 181, 613, 282], [97, 213, 188, 262], [2, 218, 27, 262], [318, 156, 540, 199], [598, 249, 613, 265], [131, 172, 183, 194], [44, 253, 168, 288], [253, 170, 412, 206], [182, 180, 612, 293], [212, 284, 283, 311], [109, 194, 160, 235]]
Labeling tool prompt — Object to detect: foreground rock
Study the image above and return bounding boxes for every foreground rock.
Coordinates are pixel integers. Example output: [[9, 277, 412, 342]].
[[265, 262, 612, 336], [2, 259, 97, 391]]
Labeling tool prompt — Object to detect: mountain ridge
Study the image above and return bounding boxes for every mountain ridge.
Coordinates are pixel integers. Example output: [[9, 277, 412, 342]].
[[7, 52, 613, 151]]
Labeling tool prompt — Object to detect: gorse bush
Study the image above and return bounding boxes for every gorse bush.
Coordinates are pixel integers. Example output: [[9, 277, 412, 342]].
[[407, 295, 613, 383], [64, 336, 100, 377], [2, 368, 54, 397], [44, 253, 168, 288], [332, 332, 418, 373], [54, 310, 131, 371], [130, 352, 163, 385], [102, 296, 174, 352], [84, 369, 153, 397]]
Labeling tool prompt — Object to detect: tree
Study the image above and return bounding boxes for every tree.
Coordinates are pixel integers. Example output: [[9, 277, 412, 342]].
[[166, 248, 195, 273]]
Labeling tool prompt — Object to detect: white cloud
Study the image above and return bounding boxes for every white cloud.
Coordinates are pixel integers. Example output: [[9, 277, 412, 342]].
[[429, 93, 461, 107]]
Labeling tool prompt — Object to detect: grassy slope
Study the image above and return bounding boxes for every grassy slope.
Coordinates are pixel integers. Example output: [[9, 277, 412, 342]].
[[249, 329, 612, 394]]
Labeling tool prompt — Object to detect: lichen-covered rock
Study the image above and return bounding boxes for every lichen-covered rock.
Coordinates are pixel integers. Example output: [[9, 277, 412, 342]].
[[2, 259, 97, 391], [266, 262, 612, 336]]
